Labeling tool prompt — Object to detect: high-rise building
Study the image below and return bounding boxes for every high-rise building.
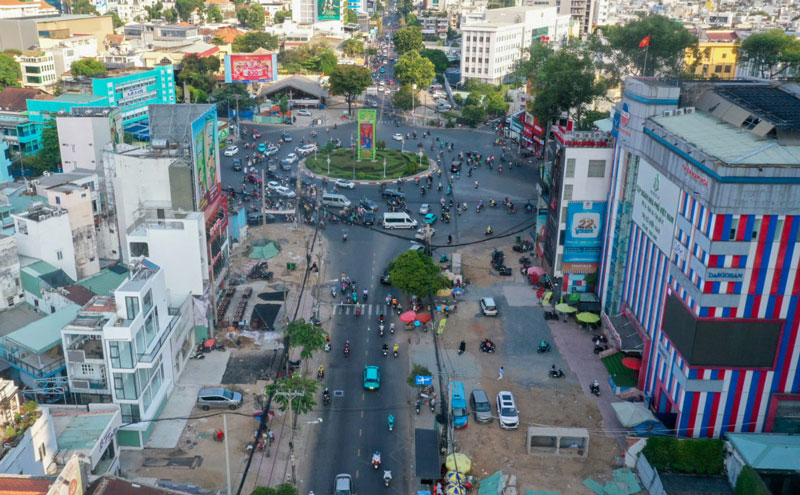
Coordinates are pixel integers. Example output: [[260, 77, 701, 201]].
[[600, 79, 800, 437]]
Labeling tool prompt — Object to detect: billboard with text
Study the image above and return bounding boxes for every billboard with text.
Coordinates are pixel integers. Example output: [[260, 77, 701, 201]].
[[191, 107, 220, 210], [318, 0, 341, 20], [224, 54, 278, 83], [358, 109, 376, 161]]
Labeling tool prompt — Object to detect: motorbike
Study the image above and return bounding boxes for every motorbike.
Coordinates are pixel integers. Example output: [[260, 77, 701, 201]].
[[323, 391, 331, 405], [590, 382, 601, 396], [480, 339, 496, 353], [415, 398, 422, 415], [317, 368, 325, 379], [549, 368, 565, 378], [430, 395, 436, 413], [331, 285, 337, 298], [537, 342, 552, 353], [343, 233, 348, 242], [379, 324, 385, 336], [594, 343, 609, 354], [383, 470, 392, 487], [388, 414, 394, 432], [372, 453, 381, 470], [457, 340, 466, 355], [344, 346, 350, 357], [355, 305, 361, 316], [190, 351, 205, 360], [382, 345, 388, 357], [324, 343, 331, 352], [393, 348, 398, 358], [389, 323, 395, 334]]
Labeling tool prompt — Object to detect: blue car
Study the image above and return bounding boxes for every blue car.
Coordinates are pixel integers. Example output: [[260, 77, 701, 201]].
[[423, 213, 437, 225], [258, 143, 266, 152], [363, 366, 381, 390]]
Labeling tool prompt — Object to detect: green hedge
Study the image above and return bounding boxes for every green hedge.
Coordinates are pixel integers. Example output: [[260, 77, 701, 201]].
[[734, 466, 771, 495], [305, 148, 427, 180], [642, 437, 724, 475]]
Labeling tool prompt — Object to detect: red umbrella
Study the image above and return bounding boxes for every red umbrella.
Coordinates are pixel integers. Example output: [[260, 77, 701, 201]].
[[415, 312, 432, 323], [622, 357, 642, 371], [536, 287, 545, 299], [399, 310, 417, 323]]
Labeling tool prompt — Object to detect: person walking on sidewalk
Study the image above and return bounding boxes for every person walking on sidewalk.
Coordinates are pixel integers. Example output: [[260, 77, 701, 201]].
[[497, 367, 504, 380]]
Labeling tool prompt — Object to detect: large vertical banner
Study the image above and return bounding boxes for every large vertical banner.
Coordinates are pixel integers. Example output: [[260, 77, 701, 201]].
[[192, 107, 220, 210], [318, 0, 341, 20], [358, 109, 376, 161]]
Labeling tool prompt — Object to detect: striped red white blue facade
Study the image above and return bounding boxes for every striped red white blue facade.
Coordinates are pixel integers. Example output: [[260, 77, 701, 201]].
[[625, 189, 800, 437]]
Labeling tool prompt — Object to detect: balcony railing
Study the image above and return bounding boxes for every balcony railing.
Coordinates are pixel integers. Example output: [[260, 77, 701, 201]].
[[139, 311, 181, 364], [2, 348, 65, 378]]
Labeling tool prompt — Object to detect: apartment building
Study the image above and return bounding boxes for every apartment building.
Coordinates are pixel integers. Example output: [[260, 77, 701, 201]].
[[0, 234, 23, 311], [20, 50, 58, 91], [0, 0, 58, 19], [684, 30, 739, 80], [460, 6, 569, 85], [13, 205, 78, 281]]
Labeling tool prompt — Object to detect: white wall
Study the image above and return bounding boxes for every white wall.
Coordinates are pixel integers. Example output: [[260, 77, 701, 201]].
[[0, 408, 58, 476], [0, 235, 23, 311], [57, 116, 113, 175], [14, 211, 78, 281]]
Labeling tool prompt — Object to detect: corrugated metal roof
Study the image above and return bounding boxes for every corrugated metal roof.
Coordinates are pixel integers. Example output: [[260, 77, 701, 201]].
[[75, 265, 129, 297], [4, 304, 80, 354], [727, 433, 800, 471], [651, 111, 800, 166]]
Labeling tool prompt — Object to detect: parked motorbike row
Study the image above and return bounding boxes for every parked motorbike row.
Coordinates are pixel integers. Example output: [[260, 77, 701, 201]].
[[490, 250, 512, 276]]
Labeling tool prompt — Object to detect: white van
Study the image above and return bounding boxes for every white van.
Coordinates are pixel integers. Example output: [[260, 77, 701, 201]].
[[322, 193, 351, 208], [383, 212, 417, 229]]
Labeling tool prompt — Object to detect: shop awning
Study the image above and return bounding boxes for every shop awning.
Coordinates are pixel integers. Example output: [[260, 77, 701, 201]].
[[415, 428, 441, 481]]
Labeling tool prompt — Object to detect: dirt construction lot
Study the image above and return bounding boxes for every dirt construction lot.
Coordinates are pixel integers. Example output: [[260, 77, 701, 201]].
[[436, 243, 622, 495]]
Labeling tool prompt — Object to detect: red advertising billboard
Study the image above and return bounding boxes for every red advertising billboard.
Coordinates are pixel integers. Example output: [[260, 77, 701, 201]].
[[224, 54, 278, 83]]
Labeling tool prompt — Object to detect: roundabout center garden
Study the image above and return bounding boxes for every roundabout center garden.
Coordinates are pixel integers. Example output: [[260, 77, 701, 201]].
[[305, 147, 430, 180]]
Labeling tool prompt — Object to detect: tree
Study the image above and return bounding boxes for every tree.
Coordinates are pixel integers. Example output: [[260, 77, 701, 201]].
[[328, 64, 371, 116], [284, 318, 328, 361], [317, 50, 338, 74], [393, 26, 423, 55], [419, 49, 449, 73], [210, 82, 256, 113], [232, 32, 280, 53], [387, 250, 448, 297], [70, 58, 106, 77], [342, 38, 365, 56], [485, 93, 508, 116], [32, 124, 61, 173], [278, 95, 289, 115], [274, 9, 291, 24], [207, 6, 223, 22], [145, 2, 164, 20], [175, 0, 203, 22], [264, 374, 318, 415], [344, 8, 358, 24], [599, 14, 697, 79], [164, 7, 178, 23], [252, 484, 298, 495], [237, 4, 265, 30], [0, 54, 21, 89], [738, 29, 800, 79], [110, 11, 124, 28], [394, 50, 435, 88], [461, 105, 485, 127], [176, 54, 219, 94], [70, 0, 97, 14], [406, 13, 421, 27], [393, 84, 414, 110]]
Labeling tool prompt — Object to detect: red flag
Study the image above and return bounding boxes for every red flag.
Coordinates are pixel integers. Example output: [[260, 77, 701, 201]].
[[639, 35, 651, 48]]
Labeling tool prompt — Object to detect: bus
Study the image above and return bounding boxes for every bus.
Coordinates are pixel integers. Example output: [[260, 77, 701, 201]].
[[450, 381, 468, 429]]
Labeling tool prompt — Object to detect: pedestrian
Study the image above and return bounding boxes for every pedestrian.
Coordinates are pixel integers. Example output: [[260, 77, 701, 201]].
[[497, 367, 504, 380], [447, 234, 452, 244], [268, 429, 275, 445]]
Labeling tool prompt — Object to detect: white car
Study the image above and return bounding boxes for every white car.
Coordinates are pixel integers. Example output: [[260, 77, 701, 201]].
[[266, 181, 281, 192], [224, 146, 239, 157], [284, 153, 298, 164], [419, 203, 431, 214], [296, 109, 312, 116], [392, 133, 404, 141], [496, 391, 519, 430], [275, 186, 296, 198], [296, 144, 317, 157], [334, 179, 355, 189], [415, 227, 435, 241], [480, 297, 498, 316], [265, 146, 280, 156]]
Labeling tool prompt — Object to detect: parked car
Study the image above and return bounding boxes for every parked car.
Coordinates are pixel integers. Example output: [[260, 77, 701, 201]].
[[224, 146, 239, 157], [197, 388, 243, 410], [470, 389, 493, 424], [247, 212, 276, 225], [480, 297, 498, 316], [296, 109, 312, 116], [496, 391, 519, 429], [380, 270, 391, 285]]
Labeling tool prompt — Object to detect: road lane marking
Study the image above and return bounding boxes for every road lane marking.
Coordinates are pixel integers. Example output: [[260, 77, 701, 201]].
[[359, 429, 362, 437]]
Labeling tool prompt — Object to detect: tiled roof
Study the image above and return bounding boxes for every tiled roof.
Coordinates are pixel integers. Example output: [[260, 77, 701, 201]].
[[0, 87, 53, 112], [212, 26, 244, 43], [87, 476, 194, 495], [0, 477, 52, 495], [704, 30, 738, 42]]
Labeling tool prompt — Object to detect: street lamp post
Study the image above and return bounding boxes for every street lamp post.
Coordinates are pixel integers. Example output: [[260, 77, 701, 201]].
[[383, 157, 387, 179], [411, 83, 417, 127], [327, 155, 331, 175], [418, 150, 424, 169]]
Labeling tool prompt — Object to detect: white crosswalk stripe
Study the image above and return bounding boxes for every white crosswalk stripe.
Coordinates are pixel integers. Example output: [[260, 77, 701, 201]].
[[333, 303, 386, 316]]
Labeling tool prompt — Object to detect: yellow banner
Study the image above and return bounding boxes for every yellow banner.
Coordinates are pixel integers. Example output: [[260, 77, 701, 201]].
[[437, 318, 447, 334]]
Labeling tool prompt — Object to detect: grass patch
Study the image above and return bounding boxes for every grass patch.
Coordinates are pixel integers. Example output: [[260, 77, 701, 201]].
[[305, 148, 428, 180], [601, 352, 638, 388]]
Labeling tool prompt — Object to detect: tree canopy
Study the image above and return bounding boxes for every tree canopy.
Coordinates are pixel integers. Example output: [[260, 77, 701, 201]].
[[237, 4, 265, 30], [328, 64, 371, 116], [175, 0, 203, 22], [70, 0, 98, 14], [387, 250, 448, 297], [598, 14, 697, 79], [394, 50, 435, 88], [264, 373, 318, 415], [342, 38, 365, 57], [252, 483, 298, 495], [392, 84, 414, 110], [207, 6, 223, 23], [279, 44, 338, 74], [393, 26, 423, 55], [176, 54, 219, 95], [284, 318, 328, 361], [210, 83, 256, 113], [274, 9, 291, 24], [344, 8, 358, 24], [460, 105, 485, 127], [419, 49, 449, 73], [0, 54, 21, 89], [145, 2, 164, 20], [32, 124, 61, 174], [232, 32, 280, 53], [738, 29, 800, 79], [70, 58, 106, 77]]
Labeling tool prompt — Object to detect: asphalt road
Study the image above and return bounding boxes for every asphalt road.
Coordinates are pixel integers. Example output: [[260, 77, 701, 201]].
[[219, 14, 542, 493]]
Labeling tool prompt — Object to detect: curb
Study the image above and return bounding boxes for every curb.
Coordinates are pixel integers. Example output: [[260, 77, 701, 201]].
[[298, 154, 437, 185]]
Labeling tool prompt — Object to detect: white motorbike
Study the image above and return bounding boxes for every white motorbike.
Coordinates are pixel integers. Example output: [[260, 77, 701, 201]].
[[383, 470, 392, 487]]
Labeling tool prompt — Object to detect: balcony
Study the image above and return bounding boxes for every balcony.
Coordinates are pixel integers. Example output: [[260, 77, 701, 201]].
[[1, 345, 65, 379], [66, 336, 105, 361], [69, 377, 110, 395]]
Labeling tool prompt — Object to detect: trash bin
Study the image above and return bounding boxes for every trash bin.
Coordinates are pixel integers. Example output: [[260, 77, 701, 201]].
[[286, 262, 296, 271], [515, 236, 521, 244]]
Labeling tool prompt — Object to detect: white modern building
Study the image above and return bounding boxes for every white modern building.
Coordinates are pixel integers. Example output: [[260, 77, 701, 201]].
[[0, 0, 58, 19], [39, 34, 99, 77], [13, 205, 78, 281], [0, 233, 23, 311], [291, 0, 315, 25], [20, 50, 58, 91], [61, 258, 192, 449], [460, 6, 570, 85]]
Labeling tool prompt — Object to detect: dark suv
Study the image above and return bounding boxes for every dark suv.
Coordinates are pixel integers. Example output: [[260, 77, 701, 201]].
[[381, 189, 405, 201]]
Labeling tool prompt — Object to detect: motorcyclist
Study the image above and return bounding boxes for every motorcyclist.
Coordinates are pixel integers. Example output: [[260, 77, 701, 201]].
[[540, 339, 548, 349], [343, 232, 348, 242], [363, 288, 368, 301], [389, 322, 396, 333], [382, 343, 389, 354], [317, 365, 324, 378], [388, 414, 394, 428], [323, 387, 330, 398], [393, 343, 399, 354], [383, 470, 392, 485], [485, 226, 493, 235], [372, 451, 381, 466]]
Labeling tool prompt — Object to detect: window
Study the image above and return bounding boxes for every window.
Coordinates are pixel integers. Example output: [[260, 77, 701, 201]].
[[55, 196, 60, 204], [120, 403, 140, 424], [144, 312, 157, 346], [565, 158, 575, 178], [563, 184, 573, 201], [38, 444, 46, 460], [715, 65, 723, 73], [143, 289, 153, 315], [724, 65, 732, 73], [56, 250, 63, 260], [742, 115, 761, 130], [109, 340, 134, 368], [587, 160, 606, 177], [113, 372, 138, 400], [80, 363, 94, 375], [751, 218, 761, 240], [125, 296, 140, 320], [729, 218, 739, 240]]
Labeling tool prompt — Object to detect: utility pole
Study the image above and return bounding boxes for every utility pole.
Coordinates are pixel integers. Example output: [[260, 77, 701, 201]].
[[232, 94, 241, 138], [261, 169, 266, 226], [273, 390, 305, 485]]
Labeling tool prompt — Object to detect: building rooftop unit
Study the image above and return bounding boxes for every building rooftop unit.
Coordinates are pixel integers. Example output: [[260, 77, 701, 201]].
[[68, 106, 116, 117], [52, 411, 117, 452], [650, 110, 800, 167], [712, 84, 800, 131], [32, 169, 96, 189], [16, 204, 66, 222], [148, 104, 215, 146]]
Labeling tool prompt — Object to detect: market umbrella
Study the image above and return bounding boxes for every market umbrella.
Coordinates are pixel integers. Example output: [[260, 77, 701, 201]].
[[622, 357, 642, 371], [399, 310, 417, 323], [453, 287, 464, 296], [416, 312, 432, 324], [437, 288, 453, 297], [554, 303, 577, 314], [445, 453, 471, 473], [445, 484, 467, 495], [576, 312, 600, 324], [526, 266, 547, 276], [445, 471, 466, 484]]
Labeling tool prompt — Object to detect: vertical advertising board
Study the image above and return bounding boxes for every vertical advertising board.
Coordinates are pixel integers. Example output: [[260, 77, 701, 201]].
[[631, 159, 680, 254], [318, 0, 341, 20], [563, 201, 605, 265], [192, 107, 220, 211], [358, 109, 376, 161], [224, 54, 278, 83]]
